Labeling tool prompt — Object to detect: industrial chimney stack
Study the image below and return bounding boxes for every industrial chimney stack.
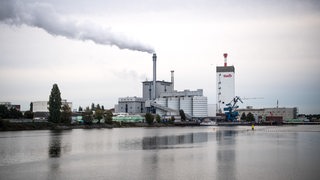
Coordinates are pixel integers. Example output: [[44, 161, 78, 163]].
[[152, 53, 157, 100], [223, 53, 228, 67], [171, 70, 174, 91]]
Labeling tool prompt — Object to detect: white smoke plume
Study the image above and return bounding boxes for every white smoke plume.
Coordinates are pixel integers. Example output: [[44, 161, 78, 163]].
[[0, 0, 154, 54]]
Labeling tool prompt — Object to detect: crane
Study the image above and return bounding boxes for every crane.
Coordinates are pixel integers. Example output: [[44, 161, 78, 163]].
[[223, 96, 243, 121], [241, 97, 264, 100]]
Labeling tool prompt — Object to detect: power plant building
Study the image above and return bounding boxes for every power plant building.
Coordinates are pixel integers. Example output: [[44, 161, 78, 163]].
[[216, 53, 235, 113], [142, 80, 174, 100], [153, 89, 208, 118], [117, 97, 145, 114], [115, 53, 208, 118]]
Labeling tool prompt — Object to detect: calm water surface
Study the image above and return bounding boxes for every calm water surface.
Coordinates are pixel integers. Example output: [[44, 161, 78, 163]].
[[0, 125, 320, 180]]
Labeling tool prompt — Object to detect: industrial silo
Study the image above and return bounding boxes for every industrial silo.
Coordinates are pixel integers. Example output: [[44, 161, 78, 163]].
[[180, 97, 192, 116], [155, 98, 167, 116], [167, 97, 179, 111], [192, 96, 208, 117]]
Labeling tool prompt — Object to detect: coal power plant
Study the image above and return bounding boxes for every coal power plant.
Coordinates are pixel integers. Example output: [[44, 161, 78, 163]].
[[115, 53, 208, 120]]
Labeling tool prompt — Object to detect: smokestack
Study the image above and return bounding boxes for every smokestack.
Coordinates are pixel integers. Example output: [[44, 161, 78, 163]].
[[223, 53, 228, 67], [152, 53, 157, 100], [171, 70, 174, 91]]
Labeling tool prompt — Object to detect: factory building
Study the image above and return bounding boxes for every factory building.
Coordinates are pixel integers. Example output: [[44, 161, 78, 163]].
[[153, 89, 208, 118], [237, 107, 298, 121], [115, 53, 208, 119], [216, 53, 235, 113], [117, 97, 145, 114], [142, 80, 174, 100]]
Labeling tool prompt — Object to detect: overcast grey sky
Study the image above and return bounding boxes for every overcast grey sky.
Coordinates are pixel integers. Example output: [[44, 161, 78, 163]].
[[0, 0, 319, 114]]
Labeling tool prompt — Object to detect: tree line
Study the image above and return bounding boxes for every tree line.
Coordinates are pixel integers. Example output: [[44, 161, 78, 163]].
[[0, 105, 23, 119]]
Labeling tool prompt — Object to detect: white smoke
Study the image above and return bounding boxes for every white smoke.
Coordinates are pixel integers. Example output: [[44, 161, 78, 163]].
[[0, 0, 154, 53]]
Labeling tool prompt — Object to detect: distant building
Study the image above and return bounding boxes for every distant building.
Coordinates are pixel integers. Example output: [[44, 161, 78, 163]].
[[116, 97, 145, 114], [32, 101, 49, 112], [32, 100, 72, 120], [115, 54, 208, 119], [142, 80, 174, 100], [0, 102, 21, 111], [153, 89, 208, 118], [237, 107, 298, 121]]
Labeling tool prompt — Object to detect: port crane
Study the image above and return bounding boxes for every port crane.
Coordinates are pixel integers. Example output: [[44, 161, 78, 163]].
[[223, 96, 243, 121]]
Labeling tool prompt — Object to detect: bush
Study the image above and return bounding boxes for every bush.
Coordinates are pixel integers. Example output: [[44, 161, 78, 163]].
[[145, 113, 154, 125], [0, 119, 10, 130], [156, 114, 161, 123]]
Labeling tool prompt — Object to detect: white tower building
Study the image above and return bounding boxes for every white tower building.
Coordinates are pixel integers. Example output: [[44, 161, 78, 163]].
[[216, 53, 235, 113]]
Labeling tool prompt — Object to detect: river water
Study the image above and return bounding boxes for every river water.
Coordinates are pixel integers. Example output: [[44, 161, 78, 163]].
[[0, 125, 320, 180]]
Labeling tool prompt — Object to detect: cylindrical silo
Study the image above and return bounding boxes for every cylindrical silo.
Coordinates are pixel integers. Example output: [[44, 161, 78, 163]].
[[155, 98, 167, 116], [167, 97, 179, 111], [180, 97, 192, 116], [192, 96, 208, 117]]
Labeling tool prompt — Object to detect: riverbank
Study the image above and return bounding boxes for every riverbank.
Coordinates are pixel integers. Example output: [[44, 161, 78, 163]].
[[0, 120, 176, 131], [2, 119, 319, 131]]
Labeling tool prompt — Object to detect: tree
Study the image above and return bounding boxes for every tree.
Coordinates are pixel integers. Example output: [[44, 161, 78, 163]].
[[0, 105, 10, 119], [101, 105, 105, 111], [91, 103, 95, 111], [145, 113, 154, 125], [240, 112, 246, 121], [9, 108, 23, 119], [24, 110, 34, 119], [156, 114, 161, 123], [61, 104, 72, 124], [246, 112, 255, 122], [95, 109, 104, 124], [179, 109, 186, 121], [82, 107, 93, 125], [0, 105, 23, 119], [96, 104, 101, 110], [170, 116, 175, 123], [48, 84, 62, 123], [30, 102, 33, 112], [78, 106, 83, 112], [105, 110, 113, 124]]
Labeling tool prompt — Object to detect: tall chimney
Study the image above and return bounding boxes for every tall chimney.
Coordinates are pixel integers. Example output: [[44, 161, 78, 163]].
[[171, 70, 174, 91], [152, 53, 157, 100], [223, 53, 228, 67]]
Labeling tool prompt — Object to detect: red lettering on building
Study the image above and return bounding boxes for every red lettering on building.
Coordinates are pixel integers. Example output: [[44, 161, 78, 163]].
[[223, 74, 232, 78]]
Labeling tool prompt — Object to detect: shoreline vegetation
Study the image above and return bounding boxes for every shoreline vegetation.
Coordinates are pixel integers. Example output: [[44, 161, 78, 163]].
[[0, 120, 177, 131], [2, 119, 320, 131]]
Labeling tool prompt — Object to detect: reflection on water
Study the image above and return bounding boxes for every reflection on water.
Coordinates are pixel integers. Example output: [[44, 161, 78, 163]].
[[119, 132, 209, 150], [1, 126, 320, 180], [216, 129, 238, 180], [142, 132, 208, 149], [49, 131, 62, 158]]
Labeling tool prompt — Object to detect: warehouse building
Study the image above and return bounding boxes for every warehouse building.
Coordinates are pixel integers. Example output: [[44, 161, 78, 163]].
[[237, 106, 298, 121]]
